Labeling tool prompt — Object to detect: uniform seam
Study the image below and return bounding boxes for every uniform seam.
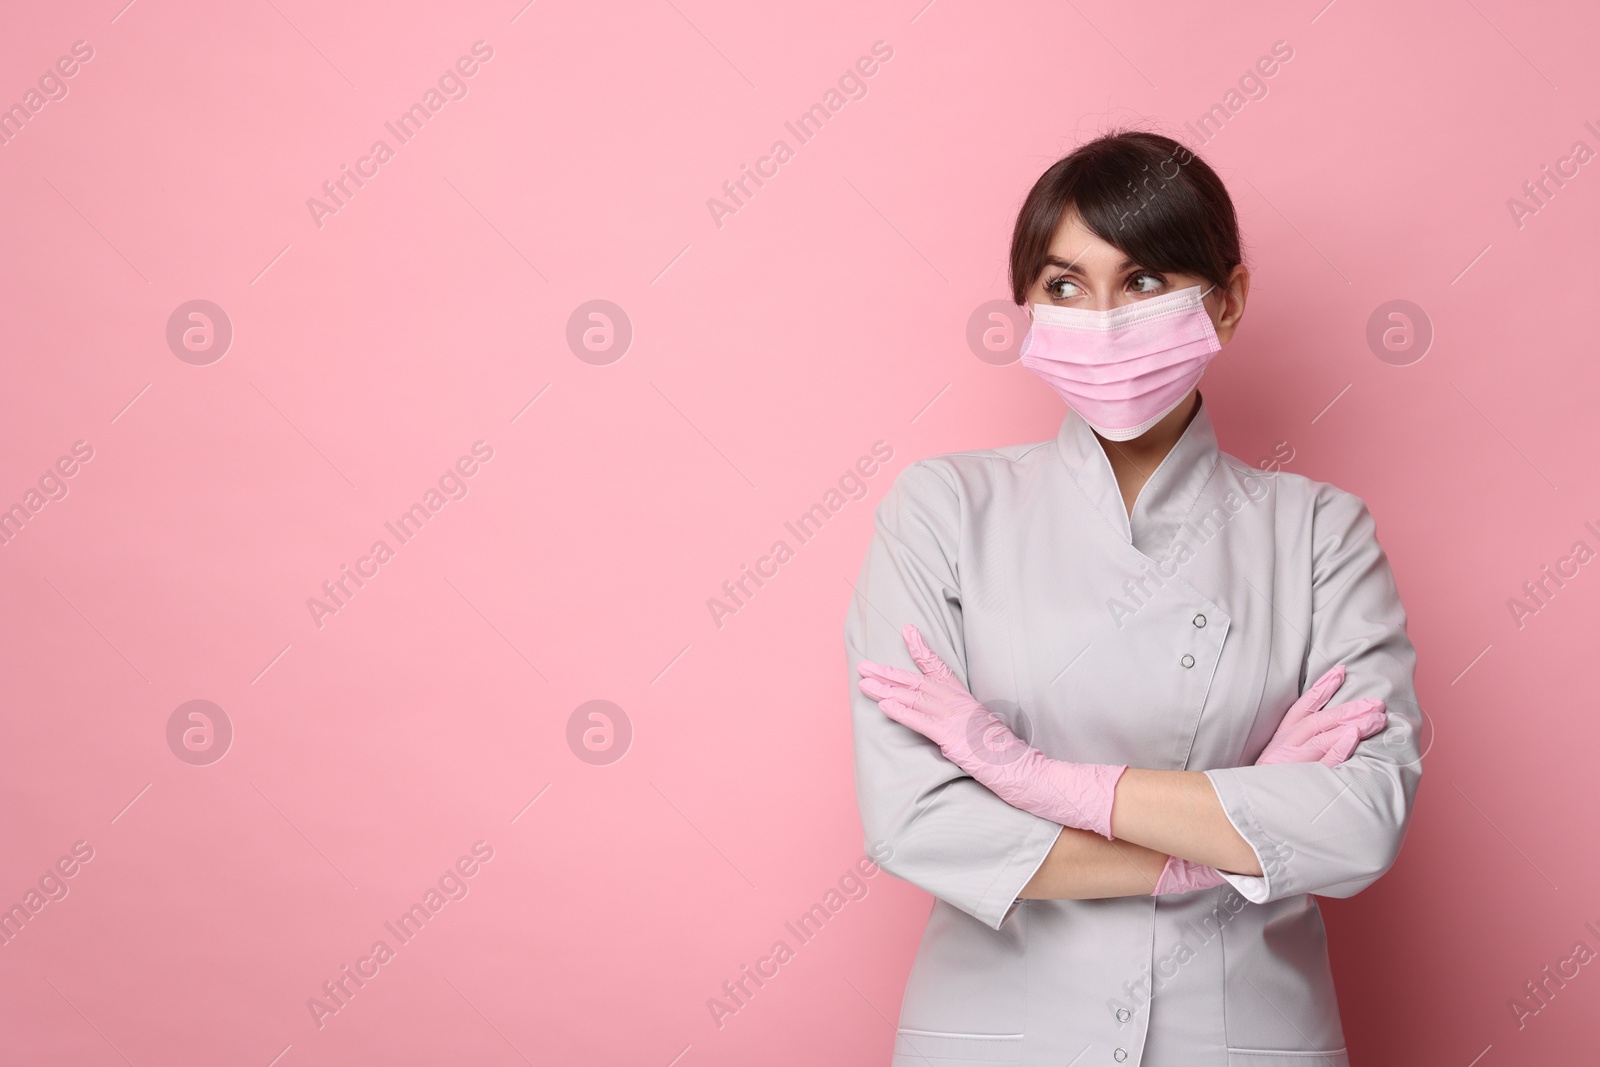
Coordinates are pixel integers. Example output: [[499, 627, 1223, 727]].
[[926, 439, 1055, 468], [1235, 474, 1282, 764], [1054, 438, 1138, 546]]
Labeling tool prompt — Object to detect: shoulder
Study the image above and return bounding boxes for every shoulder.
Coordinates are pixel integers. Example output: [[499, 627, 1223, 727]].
[[1218, 454, 1390, 585], [1217, 452, 1375, 526], [889, 434, 1057, 503], [874, 434, 1055, 540]]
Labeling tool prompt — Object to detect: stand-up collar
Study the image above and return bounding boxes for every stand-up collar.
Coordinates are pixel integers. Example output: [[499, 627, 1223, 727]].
[[1053, 395, 1223, 559]]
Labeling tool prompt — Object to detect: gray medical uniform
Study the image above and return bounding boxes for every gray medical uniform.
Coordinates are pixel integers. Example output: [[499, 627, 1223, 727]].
[[845, 398, 1423, 1066]]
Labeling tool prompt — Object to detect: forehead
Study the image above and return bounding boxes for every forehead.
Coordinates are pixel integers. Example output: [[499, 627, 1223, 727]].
[[1045, 211, 1137, 271]]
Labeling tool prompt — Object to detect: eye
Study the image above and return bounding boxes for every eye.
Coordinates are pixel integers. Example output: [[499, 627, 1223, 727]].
[[1128, 271, 1165, 294], [1043, 274, 1083, 301]]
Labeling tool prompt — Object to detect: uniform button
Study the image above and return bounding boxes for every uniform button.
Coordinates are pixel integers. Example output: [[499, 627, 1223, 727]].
[[1193, 613, 1206, 628], [1180, 654, 1195, 668], [1116, 1008, 1131, 1022], [1114, 1050, 1128, 1062]]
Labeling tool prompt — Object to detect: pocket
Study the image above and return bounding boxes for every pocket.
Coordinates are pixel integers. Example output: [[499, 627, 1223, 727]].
[[892, 1029, 1024, 1066], [1226, 1047, 1349, 1067]]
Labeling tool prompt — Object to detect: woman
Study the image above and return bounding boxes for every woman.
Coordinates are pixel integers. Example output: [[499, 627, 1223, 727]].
[[845, 131, 1423, 1066]]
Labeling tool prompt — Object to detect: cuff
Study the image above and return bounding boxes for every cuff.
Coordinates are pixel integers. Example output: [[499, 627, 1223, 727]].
[[989, 820, 1064, 930], [1202, 768, 1274, 904]]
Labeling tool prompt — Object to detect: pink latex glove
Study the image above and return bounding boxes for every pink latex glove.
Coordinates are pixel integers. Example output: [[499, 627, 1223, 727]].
[[1254, 664, 1386, 766], [1151, 664, 1387, 895], [856, 624, 1128, 840]]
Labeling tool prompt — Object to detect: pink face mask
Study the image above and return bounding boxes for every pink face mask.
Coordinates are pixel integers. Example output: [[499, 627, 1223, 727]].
[[1018, 283, 1221, 441]]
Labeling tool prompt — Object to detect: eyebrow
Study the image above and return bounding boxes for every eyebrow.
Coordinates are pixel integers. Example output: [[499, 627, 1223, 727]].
[[1043, 254, 1142, 272]]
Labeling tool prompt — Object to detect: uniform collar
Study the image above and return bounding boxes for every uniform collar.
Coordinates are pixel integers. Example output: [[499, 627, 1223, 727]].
[[1053, 394, 1223, 557]]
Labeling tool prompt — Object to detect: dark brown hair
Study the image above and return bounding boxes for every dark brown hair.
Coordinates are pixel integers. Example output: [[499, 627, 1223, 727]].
[[1008, 131, 1243, 304]]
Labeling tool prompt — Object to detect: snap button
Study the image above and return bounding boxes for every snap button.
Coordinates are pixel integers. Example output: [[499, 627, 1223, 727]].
[[1193, 613, 1206, 628], [1114, 1050, 1128, 1062], [1180, 654, 1195, 668], [1116, 1007, 1131, 1022]]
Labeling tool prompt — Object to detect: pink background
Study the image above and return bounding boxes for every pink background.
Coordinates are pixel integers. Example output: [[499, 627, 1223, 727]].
[[2, 0, 1597, 1062]]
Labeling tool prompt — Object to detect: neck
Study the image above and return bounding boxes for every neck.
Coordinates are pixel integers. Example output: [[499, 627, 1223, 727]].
[[1095, 391, 1201, 516]]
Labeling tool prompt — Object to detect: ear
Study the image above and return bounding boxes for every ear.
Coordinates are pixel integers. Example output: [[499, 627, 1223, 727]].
[[1212, 264, 1251, 346]]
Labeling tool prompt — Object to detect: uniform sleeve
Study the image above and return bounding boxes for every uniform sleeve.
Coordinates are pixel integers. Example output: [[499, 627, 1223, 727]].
[[1203, 485, 1424, 903], [846, 460, 1063, 931]]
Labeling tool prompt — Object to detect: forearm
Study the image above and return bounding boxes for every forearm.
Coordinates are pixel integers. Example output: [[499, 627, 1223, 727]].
[[1017, 825, 1169, 900], [1108, 767, 1262, 875], [1016, 767, 1260, 900]]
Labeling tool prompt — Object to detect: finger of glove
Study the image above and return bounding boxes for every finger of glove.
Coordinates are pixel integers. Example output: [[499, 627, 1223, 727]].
[[1151, 854, 1180, 895], [1284, 713, 1385, 764], [859, 662, 967, 713], [1259, 724, 1362, 762], [1318, 724, 1363, 766], [874, 670, 976, 723], [1316, 698, 1385, 732], [877, 698, 941, 739], [1293, 698, 1385, 741], [1272, 712, 1332, 749], [1173, 860, 1226, 894], [1332, 697, 1385, 721], [857, 676, 906, 704], [1347, 707, 1388, 741], [1287, 719, 1384, 764], [1267, 668, 1344, 742], [871, 646, 983, 717], [856, 660, 926, 688], [902, 624, 960, 685], [1272, 665, 1346, 737], [1323, 704, 1388, 747], [1155, 856, 1225, 895], [862, 678, 944, 723]]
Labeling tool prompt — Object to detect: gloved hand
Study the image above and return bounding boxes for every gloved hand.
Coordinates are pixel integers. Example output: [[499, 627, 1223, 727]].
[[858, 626, 1389, 883], [1255, 664, 1386, 766], [1151, 664, 1388, 895], [856, 624, 1128, 840]]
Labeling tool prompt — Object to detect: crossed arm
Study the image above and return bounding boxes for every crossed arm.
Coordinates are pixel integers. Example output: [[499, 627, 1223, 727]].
[[857, 626, 1383, 902], [1019, 771, 1260, 900], [848, 464, 1421, 922]]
